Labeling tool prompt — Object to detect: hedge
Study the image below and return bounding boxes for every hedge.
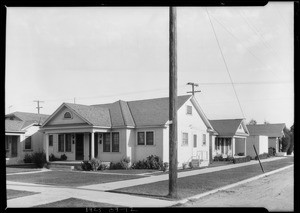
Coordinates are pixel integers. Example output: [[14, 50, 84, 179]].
[[232, 155, 251, 164], [255, 152, 269, 160]]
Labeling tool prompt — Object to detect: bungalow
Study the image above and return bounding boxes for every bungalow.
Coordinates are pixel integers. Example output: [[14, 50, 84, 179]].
[[209, 119, 249, 158], [5, 112, 49, 164], [40, 95, 215, 168], [246, 123, 286, 153]]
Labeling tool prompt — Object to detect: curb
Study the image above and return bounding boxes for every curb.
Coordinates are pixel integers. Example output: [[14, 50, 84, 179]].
[[176, 164, 294, 205]]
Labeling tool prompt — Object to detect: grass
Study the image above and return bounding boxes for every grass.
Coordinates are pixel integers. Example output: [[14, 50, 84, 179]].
[[34, 197, 124, 207], [6, 170, 144, 187], [7, 189, 40, 200], [110, 157, 294, 200], [99, 169, 161, 175], [6, 167, 42, 174]]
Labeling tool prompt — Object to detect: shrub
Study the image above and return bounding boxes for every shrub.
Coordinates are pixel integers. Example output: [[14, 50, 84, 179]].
[[182, 163, 188, 170], [60, 154, 68, 161], [225, 156, 234, 162], [214, 155, 224, 161], [99, 163, 108, 171], [110, 162, 123, 170], [31, 152, 47, 168], [120, 157, 131, 170], [232, 155, 251, 164], [268, 147, 276, 156], [237, 153, 244, 156], [90, 158, 101, 171], [162, 162, 169, 172], [81, 160, 92, 171], [49, 154, 60, 161], [189, 161, 194, 169], [23, 153, 33, 163], [255, 152, 269, 160], [131, 155, 163, 170]]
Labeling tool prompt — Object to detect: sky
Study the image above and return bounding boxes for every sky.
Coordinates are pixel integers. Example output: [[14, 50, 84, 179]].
[[5, 2, 294, 127]]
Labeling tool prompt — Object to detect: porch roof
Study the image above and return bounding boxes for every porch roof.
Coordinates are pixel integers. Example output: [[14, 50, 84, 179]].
[[209, 119, 247, 136]]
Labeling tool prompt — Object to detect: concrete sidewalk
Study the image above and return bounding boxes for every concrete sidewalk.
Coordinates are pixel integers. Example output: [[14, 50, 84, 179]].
[[78, 156, 287, 191]]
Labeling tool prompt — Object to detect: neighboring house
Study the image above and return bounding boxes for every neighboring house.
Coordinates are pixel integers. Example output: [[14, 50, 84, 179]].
[[245, 135, 269, 158], [5, 112, 49, 164], [246, 123, 286, 153], [40, 95, 215, 168], [209, 119, 249, 158]]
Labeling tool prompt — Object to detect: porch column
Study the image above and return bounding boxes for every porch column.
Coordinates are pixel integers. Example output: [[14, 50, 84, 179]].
[[244, 138, 247, 156], [232, 137, 235, 156], [91, 132, 95, 159], [44, 133, 49, 162]]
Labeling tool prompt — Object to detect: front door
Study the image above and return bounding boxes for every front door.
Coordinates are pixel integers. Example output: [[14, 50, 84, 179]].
[[11, 136, 18, 157], [75, 133, 84, 160]]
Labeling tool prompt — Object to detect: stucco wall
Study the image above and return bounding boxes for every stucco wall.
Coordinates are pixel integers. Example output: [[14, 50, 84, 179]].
[[268, 137, 277, 152], [259, 135, 269, 155], [235, 137, 246, 155], [176, 99, 210, 167], [133, 127, 164, 163], [246, 136, 260, 157]]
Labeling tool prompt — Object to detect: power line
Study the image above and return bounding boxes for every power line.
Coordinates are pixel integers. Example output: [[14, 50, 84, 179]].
[[205, 8, 245, 118]]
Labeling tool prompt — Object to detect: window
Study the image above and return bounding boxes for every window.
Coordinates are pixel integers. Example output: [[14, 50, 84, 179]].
[[64, 111, 72, 119], [112, 132, 119, 152], [137, 132, 145, 145], [58, 134, 64, 152], [146, 132, 154, 145], [193, 134, 197, 148], [103, 133, 110, 152], [5, 137, 9, 150], [186, 105, 192, 115], [182, 133, 188, 146], [49, 135, 53, 146], [65, 134, 72, 152], [202, 134, 206, 145], [25, 136, 32, 150]]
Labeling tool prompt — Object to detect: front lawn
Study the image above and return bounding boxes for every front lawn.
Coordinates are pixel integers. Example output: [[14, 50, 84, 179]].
[[6, 170, 144, 187], [100, 169, 162, 175], [110, 157, 293, 200], [34, 198, 123, 207], [7, 189, 40, 200]]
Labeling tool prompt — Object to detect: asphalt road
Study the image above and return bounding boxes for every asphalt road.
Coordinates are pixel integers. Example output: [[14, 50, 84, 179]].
[[180, 166, 294, 211]]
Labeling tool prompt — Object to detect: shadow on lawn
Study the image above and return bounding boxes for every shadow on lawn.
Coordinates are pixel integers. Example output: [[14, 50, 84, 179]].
[[107, 190, 178, 201]]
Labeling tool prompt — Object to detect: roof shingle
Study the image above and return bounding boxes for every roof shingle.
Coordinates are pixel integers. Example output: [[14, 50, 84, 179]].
[[209, 119, 245, 136], [246, 124, 286, 137]]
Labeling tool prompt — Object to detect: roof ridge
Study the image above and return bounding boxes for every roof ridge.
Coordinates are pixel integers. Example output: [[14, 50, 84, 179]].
[[118, 100, 126, 126], [127, 95, 192, 103]]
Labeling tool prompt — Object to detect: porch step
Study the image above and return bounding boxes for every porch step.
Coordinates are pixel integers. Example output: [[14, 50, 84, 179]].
[[48, 161, 81, 171]]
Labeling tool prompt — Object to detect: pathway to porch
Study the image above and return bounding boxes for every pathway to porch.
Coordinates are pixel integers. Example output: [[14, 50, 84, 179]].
[[6, 156, 290, 208]]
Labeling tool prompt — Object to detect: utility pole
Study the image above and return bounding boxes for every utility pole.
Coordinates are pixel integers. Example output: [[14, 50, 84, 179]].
[[33, 100, 44, 114], [169, 6, 178, 199], [187, 82, 201, 96]]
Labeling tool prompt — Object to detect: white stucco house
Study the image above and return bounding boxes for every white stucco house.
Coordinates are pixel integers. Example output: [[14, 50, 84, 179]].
[[5, 112, 49, 164], [39, 95, 216, 168], [209, 119, 249, 158], [246, 123, 286, 153], [245, 135, 269, 158]]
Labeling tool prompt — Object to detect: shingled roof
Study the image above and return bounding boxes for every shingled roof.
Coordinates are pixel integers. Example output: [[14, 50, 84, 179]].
[[209, 119, 246, 136], [246, 123, 286, 137], [5, 120, 26, 132], [6, 111, 49, 124]]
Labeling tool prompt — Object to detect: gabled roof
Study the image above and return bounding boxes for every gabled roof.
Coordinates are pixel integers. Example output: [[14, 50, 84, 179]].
[[209, 119, 248, 136], [246, 123, 286, 137], [127, 95, 191, 126], [5, 120, 35, 132], [5, 111, 49, 124], [64, 103, 111, 127]]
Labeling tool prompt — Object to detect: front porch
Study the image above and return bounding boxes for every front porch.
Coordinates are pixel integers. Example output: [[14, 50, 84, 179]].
[[213, 136, 247, 157]]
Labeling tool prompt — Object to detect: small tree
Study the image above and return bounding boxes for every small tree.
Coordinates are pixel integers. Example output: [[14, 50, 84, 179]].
[[248, 119, 257, 125], [281, 127, 291, 152], [287, 124, 294, 155]]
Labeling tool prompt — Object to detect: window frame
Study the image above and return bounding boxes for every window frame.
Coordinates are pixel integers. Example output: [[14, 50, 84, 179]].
[[112, 132, 120, 152], [24, 136, 32, 150], [137, 132, 145, 145], [63, 111, 72, 119], [146, 131, 154, 145], [49, 135, 53, 147], [65, 134, 72, 152], [202, 134, 206, 146], [186, 105, 192, 115], [58, 134, 65, 152], [103, 133, 111, 152], [5, 136, 9, 150], [182, 132, 189, 146], [193, 134, 197, 148]]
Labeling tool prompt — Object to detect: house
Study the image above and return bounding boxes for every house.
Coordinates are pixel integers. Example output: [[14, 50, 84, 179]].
[[209, 119, 249, 158], [246, 123, 286, 153], [40, 95, 215, 168], [5, 112, 49, 164], [245, 135, 269, 158]]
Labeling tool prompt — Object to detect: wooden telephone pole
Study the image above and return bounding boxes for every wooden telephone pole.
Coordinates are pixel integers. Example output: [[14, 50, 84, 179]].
[[187, 82, 201, 96], [33, 100, 44, 114], [169, 6, 178, 199]]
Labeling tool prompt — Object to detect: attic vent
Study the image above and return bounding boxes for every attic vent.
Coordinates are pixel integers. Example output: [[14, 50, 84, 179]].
[[186, 105, 192, 115], [64, 112, 72, 119]]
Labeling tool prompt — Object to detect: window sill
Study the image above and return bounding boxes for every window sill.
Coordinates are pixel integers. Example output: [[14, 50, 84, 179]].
[[23, 149, 33, 152]]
